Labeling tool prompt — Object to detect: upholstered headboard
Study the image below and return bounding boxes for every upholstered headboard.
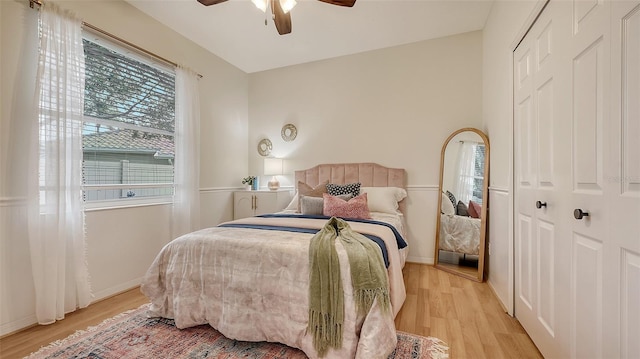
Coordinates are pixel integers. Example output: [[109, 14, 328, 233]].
[[294, 163, 407, 212]]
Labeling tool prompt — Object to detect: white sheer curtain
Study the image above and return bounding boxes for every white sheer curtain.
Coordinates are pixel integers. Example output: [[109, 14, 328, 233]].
[[28, 2, 92, 324], [172, 66, 201, 239], [453, 141, 476, 204]]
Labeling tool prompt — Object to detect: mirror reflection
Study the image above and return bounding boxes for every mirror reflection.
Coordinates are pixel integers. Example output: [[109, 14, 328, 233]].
[[434, 128, 489, 282]]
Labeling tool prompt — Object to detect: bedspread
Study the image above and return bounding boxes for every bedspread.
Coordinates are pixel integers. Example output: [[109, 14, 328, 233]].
[[140, 216, 407, 359], [438, 214, 481, 255]]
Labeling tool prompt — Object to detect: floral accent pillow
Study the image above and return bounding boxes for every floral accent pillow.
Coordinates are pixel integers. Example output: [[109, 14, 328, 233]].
[[323, 192, 371, 219], [326, 182, 361, 197]]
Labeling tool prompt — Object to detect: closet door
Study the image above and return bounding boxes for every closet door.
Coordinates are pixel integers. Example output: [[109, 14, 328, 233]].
[[513, 2, 572, 357], [606, 2, 640, 358], [567, 0, 611, 357], [514, 1, 640, 358]]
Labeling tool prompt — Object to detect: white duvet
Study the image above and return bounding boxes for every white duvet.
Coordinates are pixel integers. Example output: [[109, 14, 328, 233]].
[[140, 215, 407, 359], [438, 214, 481, 255]]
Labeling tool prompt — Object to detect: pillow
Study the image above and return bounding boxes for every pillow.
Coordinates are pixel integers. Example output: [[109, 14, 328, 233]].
[[360, 187, 407, 214], [300, 194, 352, 215], [323, 192, 371, 219], [441, 193, 455, 215], [284, 192, 298, 210], [297, 180, 329, 212], [326, 182, 361, 198], [468, 200, 482, 218], [445, 190, 457, 209], [456, 200, 469, 216]]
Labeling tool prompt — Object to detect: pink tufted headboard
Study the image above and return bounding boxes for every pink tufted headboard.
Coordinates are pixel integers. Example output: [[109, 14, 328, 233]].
[[294, 163, 407, 212]]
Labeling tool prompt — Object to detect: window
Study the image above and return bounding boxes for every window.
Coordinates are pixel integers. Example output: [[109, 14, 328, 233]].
[[454, 141, 486, 205], [471, 144, 485, 204], [81, 36, 176, 205]]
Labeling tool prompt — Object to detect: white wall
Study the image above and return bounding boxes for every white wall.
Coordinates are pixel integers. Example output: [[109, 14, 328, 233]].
[[483, 0, 541, 313], [0, 0, 248, 336], [248, 31, 483, 264]]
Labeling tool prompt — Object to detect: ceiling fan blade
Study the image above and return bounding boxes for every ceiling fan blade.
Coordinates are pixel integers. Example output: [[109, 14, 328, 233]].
[[271, 0, 292, 35], [197, 0, 228, 6], [317, 0, 356, 7]]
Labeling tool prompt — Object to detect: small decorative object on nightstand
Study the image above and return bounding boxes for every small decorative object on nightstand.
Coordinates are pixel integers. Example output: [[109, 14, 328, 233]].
[[264, 158, 283, 190], [242, 176, 257, 191]]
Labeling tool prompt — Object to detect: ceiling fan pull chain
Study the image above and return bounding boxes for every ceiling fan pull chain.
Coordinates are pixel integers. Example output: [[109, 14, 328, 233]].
[[265, 0, 269, 26]]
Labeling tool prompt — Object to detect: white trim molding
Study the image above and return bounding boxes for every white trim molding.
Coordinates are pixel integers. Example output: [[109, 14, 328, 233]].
[[199, 186, 245, 194], [406, 184, 439, 191], [0, 313, 37, 338], [487, 187, 513, 314], [489, 186, 509, 194], [0, 197, 27, 207], [91, 278, 142, 303]]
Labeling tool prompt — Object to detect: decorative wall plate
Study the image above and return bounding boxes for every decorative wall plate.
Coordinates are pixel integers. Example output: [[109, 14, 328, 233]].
[[281, 124, 297, 142], [257, 138, 272, 156]]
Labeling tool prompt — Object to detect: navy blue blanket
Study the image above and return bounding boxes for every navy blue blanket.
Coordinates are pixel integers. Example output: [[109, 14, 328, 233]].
[[258, 214, 408, 249], [218, 214, 408, 269]]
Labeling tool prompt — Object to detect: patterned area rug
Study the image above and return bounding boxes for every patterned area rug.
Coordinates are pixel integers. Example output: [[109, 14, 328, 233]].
[[25, 304, 448, 359]]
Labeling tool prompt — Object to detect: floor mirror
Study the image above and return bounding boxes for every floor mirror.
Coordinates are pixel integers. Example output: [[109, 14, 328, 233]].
[[434, 127, 489, 282]]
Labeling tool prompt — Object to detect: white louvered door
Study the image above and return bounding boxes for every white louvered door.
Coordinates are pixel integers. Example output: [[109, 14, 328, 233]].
[[514, 1, 640, 358]]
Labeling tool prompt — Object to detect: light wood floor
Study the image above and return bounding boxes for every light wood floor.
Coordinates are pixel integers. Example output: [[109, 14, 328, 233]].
[[395, 263, 542, 358], [0, 263, 542, 359], [0, 289, 149, 358]]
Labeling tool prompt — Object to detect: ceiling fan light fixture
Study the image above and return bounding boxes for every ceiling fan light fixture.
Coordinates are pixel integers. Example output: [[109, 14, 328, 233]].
[[252, 0, 268, 12], [279, 0, 297, 13]]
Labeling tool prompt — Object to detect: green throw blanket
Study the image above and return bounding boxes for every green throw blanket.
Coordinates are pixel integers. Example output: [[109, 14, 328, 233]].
[[308, 217, 391, 357]]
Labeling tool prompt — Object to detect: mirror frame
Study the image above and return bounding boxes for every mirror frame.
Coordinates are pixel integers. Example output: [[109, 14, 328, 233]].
[[434, 127, 490, 282]]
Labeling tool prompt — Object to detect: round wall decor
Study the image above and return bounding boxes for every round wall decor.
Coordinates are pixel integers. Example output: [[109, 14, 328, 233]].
[[257, 138, 272, 156], [281, 124, 297, 142]]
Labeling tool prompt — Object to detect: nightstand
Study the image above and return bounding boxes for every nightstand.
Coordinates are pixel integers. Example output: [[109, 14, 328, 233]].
[[233, 190, 292, 219]]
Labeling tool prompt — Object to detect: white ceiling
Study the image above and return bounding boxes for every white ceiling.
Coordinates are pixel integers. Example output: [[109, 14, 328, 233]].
[[126, 0, 494, 73]]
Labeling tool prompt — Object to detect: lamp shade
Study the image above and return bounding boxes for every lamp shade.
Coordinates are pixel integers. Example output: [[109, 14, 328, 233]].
[[264, 158, 283, 190], [279, 0, 297, 13], [251, 0, 267, 12], [264, 158, 283, 176]]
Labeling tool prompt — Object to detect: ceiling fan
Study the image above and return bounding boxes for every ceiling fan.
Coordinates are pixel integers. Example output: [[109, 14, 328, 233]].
[[197, 0, 356, 35]]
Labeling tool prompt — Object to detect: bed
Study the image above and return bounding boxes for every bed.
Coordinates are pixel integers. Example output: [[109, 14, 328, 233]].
[[438, 192, 481, 255], [438, 214, 481, 255], [140, 163, 408, 359]]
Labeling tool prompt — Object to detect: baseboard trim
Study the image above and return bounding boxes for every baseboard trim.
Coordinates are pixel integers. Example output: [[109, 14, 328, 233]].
[[91, 278, 142, 302], [405, 256, 434, 265], [0, 314, 38, 338], [0, 281, 143, 338], [487, 279, 510, 315]]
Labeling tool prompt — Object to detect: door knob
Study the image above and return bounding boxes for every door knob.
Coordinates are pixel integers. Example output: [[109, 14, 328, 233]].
[[574, 209, 589, 220], [536, 201, 547, 209]]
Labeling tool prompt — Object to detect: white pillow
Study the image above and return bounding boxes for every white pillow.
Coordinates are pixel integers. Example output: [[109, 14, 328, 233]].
[[359, 187, 407, 214], [284, 192, 298, 210], [441, 192, 455, 215]]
